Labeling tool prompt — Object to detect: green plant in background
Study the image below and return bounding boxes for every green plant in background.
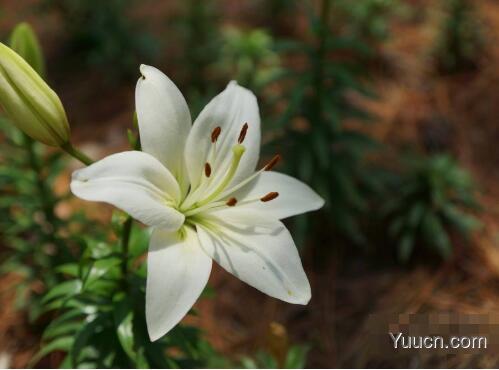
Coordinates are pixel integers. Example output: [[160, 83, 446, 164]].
[[240, 345, 308, 369], [259, 0, 298, 36], [173, 0, 222, 114], [42, 0, 158, 80], [0, 23, 81, 322], [0, 23, 233, 367], [218, 27, 281, 93], [271, 0, 379, 245], [433, 0, 485, 74], [333, 0, 402, 45], [34, 214, 228, 368], [0, 118, 71, 321], [384, 154, 480, 262]]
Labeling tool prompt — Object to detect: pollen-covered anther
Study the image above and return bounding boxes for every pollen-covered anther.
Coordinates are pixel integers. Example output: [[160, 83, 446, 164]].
[[260, 192, 279, 202], [211, 126, 221, 143], [226, 197, 238, 206], [204, 162, 212, 177], [264, 154, 281, 171], [238, 122, 249, 144]]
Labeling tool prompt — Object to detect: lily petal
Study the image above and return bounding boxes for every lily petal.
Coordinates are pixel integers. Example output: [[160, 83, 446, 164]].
[[203, 207, 282, 233], [228, 171, 324, 219], [146, 227, 212, 341], [185, 81, 261, 192], [136, 65, 191, 193], [197, 219, 311, 304], [71, 151, 184, 231]]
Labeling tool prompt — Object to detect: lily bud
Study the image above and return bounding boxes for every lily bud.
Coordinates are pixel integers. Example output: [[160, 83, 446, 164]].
[[9, 22, 45, 77], [0, 42, 70, 146]]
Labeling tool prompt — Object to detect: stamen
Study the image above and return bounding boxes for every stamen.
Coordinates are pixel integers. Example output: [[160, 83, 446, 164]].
[[261, 192, 279, 202], [238, 122, 249, 144], [196, 144, 246, 207], [215, 154, 283, 202], [211, 126, 221, 143], [215, 157, 281, 202], [264, 154, 281, 171], [204, 163, 212, 177], [226, 197, 238, 206]]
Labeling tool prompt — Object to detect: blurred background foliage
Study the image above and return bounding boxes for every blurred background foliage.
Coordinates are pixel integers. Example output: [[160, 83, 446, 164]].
[[0, 0, 496, 367], [40, 0, 159, 80], [432, 0, 485, 74], [383, 154, 480, 262]]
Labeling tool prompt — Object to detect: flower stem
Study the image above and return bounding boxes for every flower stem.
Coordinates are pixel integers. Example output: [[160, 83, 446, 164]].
[[61, 142, 94, 165], [121, 216, 133, 281], [24, 134, 57, 226], [121, 119, 141, 283]]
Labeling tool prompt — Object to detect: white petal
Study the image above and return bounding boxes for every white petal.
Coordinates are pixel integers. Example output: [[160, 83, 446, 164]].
[[71, 151, 184, 231], [146, 227, 212, 341], [228, 171, 324, 219], [201, 207, 282, 233], [136, 65, 191, 192], [196, 219, 310, 304], [184, 81, 261, 192]]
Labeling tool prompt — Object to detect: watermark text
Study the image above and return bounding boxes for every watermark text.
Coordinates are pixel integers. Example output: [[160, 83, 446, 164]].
[[389, 332, 487, 350]]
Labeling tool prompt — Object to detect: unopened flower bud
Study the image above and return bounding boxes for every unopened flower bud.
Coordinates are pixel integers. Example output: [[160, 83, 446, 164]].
[[0, 42, 70, 146], [9, 22, 45, 77]]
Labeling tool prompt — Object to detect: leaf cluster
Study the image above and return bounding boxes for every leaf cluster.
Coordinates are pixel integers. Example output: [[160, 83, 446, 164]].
[[433, 0, 485, 74], [41, 0, 159, 79], [240, 344, 308, 369], [270, 1, 379, 245], [0, 117, 82, 321], [172, 0, 223, 112], [383, 154, 480, 262], [333, 0, 404, 44], [35, 217, 228, 368], [218, 27, 282, 92]]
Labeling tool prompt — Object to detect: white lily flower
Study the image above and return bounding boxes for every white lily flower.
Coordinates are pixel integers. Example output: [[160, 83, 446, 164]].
[[70, 65, 324, 341]]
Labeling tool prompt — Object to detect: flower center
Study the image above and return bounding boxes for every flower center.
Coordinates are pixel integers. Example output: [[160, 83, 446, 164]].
[[179, 124, 281, 220]]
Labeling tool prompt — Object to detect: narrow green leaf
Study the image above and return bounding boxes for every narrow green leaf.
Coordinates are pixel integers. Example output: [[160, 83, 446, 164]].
[[41, 280, 82, 304], [42, 321, 82, 340], [398, 234, 415, 263], [30, 336, 74, 367]]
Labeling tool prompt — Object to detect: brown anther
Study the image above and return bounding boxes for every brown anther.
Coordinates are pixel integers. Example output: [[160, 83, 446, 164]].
[[204, 163, 212, 177], [211, 126, 221, 143], [260, 192, 279, 202], [226, 197, 238, 206], [238, 122, 249, 144], [264, 154, 281, 171]]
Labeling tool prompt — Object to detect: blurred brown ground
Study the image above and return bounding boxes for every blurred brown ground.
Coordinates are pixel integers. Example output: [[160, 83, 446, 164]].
[[2, 0, 499, 367]]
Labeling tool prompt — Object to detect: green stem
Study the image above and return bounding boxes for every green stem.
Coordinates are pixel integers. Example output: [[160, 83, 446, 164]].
[[121, 122, 141, 283], [314, 0, 331, 114], [24, 134, 57, 227], [23, 134, 71, 270], [61, 142, 94, 165], [121, 216, 133, 281]]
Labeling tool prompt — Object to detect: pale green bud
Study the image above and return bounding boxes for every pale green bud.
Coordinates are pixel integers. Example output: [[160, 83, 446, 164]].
[[0, 42, 70, 146], [9, 22, 45, 77]]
